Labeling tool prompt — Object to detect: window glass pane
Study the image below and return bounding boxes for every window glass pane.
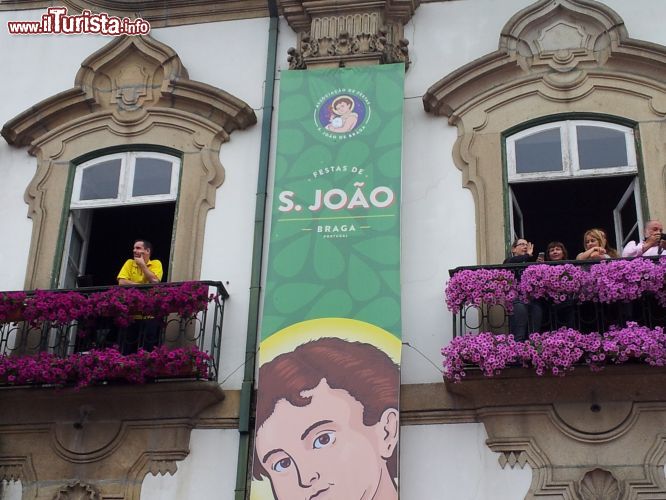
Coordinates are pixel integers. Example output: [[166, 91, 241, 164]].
[[80, 160, 121, 200], [68, 228, 83, 266], [514, 128, 563, 174], [64, 264, 77, 289], [133, 158, 173, 197], [577, 126, 628, 169]]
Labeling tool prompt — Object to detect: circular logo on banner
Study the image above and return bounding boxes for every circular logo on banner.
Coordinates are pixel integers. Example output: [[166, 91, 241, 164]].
[[314, 90, 370, 139]]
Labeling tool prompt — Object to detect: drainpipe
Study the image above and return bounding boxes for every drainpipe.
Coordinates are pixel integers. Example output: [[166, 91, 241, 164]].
[[234, 0, 278, 498]]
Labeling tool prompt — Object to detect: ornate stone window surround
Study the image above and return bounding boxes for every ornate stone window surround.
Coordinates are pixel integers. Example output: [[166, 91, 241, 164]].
[[1, 35, 256, 289], [423, 0, 666, 264]]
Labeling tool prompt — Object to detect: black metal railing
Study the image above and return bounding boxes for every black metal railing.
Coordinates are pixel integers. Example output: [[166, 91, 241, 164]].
[[448, 258, 666, 338], [0, 281, 228, 382]]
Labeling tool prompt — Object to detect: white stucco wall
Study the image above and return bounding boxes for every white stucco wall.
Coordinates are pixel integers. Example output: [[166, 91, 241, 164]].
[[400, 423, 532, 499], [141, 429, 239, 500], [0, 10, 108, 291], [398, 0, 534, 384], [0, 480, 22, 500], [201, 18, 296, 390]]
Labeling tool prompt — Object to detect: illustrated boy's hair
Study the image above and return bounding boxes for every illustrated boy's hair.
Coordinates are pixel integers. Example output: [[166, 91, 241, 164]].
[[252, 337, 399, 480], [333, 96, 353, 109]]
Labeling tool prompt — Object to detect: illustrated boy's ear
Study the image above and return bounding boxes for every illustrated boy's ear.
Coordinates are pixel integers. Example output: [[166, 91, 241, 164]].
[[377, 408, 399, 459]]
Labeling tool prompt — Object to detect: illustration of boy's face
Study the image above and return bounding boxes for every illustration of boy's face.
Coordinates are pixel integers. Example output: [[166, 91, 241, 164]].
[[334, 100, 351, 114], [255, 378, 397, 500]]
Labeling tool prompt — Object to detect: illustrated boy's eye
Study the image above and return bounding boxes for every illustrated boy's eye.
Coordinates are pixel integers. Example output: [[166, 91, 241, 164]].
[[313, 431, 336, 449], [273, 457, 292, 472]]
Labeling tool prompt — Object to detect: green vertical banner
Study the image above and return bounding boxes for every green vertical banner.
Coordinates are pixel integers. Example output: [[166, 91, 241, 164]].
[[251, 64, 404, 500]]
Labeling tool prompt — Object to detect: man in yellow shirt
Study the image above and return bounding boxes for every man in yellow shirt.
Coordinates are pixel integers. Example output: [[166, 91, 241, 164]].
[[117, 239, 163, 285], [115, 239, 163, 353]]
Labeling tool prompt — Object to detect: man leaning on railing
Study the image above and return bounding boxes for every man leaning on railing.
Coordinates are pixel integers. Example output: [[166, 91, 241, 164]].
[[117, 239, 163, 285], [115, 239, 163, 353]]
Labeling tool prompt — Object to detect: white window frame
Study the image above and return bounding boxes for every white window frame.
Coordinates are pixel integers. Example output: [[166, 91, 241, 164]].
[[71, 152, 180, 208], [506, 120, 637, 183]]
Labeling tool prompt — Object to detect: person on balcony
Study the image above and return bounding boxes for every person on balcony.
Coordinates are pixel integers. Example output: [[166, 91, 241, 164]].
[[544, 241, 575, 328], [504, 238, 542, 341], [545, 241, 568, 261], [622, 220, 665, 257], [115, 239, 163, 353], [576, 228, 618, 260], [117, 239, 163, 285]]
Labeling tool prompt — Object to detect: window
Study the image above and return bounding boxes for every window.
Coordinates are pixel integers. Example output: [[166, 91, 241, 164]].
[[71, 152, 180, 208], [506, 120, 637, 182], [505, 120, 642, 254], [60, 152, 180, 288]]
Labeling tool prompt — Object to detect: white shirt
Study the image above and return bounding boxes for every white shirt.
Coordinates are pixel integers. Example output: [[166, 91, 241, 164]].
[[622, 240, 663, 257]]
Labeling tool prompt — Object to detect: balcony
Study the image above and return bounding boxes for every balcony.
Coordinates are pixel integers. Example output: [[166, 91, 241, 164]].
[[0, 281, 228, 387], [443, 257, 666, 382]]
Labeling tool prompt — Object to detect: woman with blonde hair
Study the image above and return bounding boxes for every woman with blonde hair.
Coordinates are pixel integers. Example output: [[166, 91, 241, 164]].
[[576, 228, 619, 260]]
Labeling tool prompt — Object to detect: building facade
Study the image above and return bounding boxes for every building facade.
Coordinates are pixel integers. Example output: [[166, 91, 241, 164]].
[[0, 0, 665, 498]]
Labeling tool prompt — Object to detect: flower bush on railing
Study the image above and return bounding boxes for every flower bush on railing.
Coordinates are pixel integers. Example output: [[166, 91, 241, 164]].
[[445, 268, 518, 312], [581, 258, 665, 304], [445, 257, 666, 311], [0, 291, 27, 323], [0, 282, 214, 328], [518, 264, 586, 303], [442, 323, 666, 382], [0, 345, 211, 388]]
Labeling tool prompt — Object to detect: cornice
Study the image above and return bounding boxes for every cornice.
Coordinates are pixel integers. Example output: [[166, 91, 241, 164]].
[[0, 0, 268, 27]]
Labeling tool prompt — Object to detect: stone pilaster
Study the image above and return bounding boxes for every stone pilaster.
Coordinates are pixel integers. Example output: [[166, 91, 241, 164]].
[[279, 0, 419, 69]]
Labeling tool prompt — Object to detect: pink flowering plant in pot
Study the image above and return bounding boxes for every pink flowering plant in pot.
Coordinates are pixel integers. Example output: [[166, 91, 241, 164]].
[[0, 345, 212, 388], [0, 281, 213, 329], [0, 291, 27, 323], [518, 264, 586, 303], [442, 323, 666, 382], [446, 258, 666, 316], [445, 268, 518, 313], [579, 258, 666, 304]]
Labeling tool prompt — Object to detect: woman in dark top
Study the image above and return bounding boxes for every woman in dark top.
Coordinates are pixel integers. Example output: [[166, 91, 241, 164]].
[[504, 238, 541, 341], [504, 238, 538, 264]]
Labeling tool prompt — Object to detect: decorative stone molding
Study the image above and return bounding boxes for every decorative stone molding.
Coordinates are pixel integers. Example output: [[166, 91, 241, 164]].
[[0, 1, 268, 27], [446, 365, 666, 499], [279, 0, 418, 69], [1, 34, 256, 289], [0, 457, 37, 498], [423, 0, 666, 264], [52, 481, 100, 500], [498, 449, 529, 470], [0, 381, 225, 500], [577, 469, 623, 500]]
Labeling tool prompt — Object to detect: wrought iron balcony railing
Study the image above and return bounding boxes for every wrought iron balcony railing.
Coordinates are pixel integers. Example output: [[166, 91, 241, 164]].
[[447, 258, 666, 338], [0, 281, 228, 383]]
